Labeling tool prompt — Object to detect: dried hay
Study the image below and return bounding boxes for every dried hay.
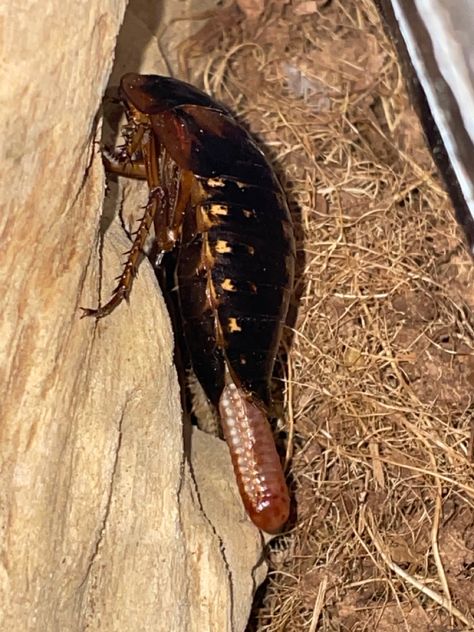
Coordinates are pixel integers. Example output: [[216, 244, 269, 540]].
[[170, 0, 474, 629]]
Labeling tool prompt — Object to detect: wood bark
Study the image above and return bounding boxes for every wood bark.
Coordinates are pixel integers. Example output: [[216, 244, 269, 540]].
[[0, 2, 266, 630]]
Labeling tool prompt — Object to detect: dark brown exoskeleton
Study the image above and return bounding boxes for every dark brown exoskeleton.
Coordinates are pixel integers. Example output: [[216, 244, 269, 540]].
[[84, 74, 295, 533]]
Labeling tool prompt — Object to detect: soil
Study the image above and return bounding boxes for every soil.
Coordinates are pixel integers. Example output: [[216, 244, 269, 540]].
[[172, 0, 474, 629]]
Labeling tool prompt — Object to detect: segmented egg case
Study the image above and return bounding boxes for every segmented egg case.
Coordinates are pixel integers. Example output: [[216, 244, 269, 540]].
[[219, 383, 290, 533]]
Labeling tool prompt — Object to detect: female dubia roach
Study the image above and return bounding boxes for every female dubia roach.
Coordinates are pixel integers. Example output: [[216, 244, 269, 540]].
[[84, 73, 295, 533]]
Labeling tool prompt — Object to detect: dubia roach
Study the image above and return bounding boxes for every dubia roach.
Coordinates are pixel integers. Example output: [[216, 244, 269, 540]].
[[84, 73, 295, 533]]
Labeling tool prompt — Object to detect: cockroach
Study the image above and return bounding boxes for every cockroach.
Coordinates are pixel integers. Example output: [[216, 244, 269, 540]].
[[83, 73, 295, 533]]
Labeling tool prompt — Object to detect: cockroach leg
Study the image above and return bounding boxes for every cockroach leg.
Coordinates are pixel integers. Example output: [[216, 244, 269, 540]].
[[102, 122, 148, 179], [84, 122, 167, 319], [102, 147, 147, 180], [153, 170, 194, 253], [81, 186, 166, 319]]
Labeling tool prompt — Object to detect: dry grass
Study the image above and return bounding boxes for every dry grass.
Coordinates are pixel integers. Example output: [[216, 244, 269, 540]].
[[169, 0, 474, 629]]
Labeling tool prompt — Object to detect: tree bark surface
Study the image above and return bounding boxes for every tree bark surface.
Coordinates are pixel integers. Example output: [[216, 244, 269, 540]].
[[0, 2, 265, 630]]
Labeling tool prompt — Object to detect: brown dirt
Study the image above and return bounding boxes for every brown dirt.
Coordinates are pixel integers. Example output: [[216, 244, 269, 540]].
[[174, 0, 474, 629]]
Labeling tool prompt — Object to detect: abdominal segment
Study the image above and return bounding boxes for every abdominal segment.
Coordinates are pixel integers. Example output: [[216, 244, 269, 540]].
[[218, 382, 290, 533]]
